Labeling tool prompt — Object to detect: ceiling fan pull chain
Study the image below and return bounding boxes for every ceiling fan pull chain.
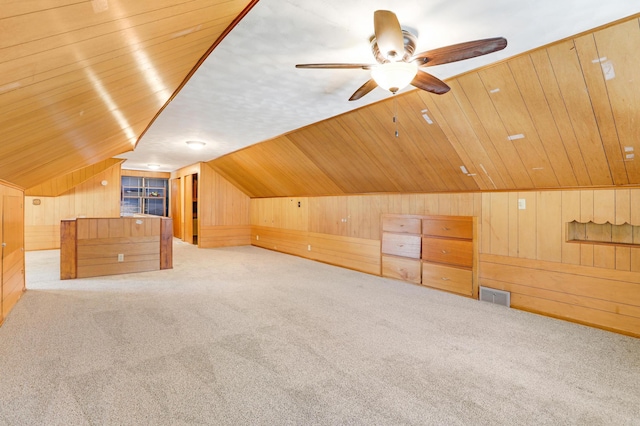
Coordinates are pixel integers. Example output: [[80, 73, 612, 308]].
[[394, 96, 399, 137]]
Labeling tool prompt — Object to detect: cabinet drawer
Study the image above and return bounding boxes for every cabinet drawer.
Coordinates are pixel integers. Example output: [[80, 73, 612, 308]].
[[422, 218, 472, 239], [382, 255, 421, 284], [382, 217, 421, 234], [382, 233, 421, 258], [422, 237, 473, 267], [422, 263, 472, 296]]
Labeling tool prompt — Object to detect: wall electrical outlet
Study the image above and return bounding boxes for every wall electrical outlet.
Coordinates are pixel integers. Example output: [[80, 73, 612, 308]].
[[307, 245, 311, 251], [117, 253, 124, 262], [256, 235, 259, 240]]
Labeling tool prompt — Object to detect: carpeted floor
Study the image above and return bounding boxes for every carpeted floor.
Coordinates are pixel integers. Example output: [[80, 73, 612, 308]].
[[1, 240, 639, 425]]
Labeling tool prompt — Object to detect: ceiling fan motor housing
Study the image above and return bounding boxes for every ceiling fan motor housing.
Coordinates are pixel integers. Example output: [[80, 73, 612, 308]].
[[371, 30, 417, 63]]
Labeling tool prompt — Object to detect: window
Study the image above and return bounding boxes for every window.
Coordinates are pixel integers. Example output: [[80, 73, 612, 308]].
[[121, 176, 169, 217]]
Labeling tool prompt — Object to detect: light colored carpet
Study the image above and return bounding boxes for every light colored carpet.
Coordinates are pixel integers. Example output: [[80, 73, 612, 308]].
[[1, 240, 639, 425]]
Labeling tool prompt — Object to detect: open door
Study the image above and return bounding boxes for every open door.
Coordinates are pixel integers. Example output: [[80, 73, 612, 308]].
[[170, 177, 181, 240]]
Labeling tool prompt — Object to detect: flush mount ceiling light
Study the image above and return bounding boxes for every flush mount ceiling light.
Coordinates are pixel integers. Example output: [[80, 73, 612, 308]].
[[147, 164, 160, 170], [186, 140, 206, 150]]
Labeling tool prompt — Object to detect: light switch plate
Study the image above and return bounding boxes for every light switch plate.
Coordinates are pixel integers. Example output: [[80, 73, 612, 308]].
[[518, 199, 526, 210]]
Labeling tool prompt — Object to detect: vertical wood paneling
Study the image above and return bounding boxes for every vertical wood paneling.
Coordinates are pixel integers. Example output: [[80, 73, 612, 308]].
[[593, 190, 616, 269], [631, 190, 640, 272], [424, 85, 506, 190], [457, 73, 533, 189], [479, 63, 558, 188], [488, 192, 509, 256], [593, 19, 640, 183], [574, 34, 628, 185], [615, 189, 631, 270], [480, 192, 492, 254], [24, 162, 121, 250], [580, 190, 595, 266], [561, 191, 582, 265], [537, 191, 562, 262], [546, 41, 613, 186], [509, 55, 577, 187], [508, 192, 519, 257], [517, 192, 537, 259]]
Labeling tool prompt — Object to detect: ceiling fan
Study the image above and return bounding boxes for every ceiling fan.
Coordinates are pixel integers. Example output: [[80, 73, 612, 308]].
[[296, 10, 507, 101]]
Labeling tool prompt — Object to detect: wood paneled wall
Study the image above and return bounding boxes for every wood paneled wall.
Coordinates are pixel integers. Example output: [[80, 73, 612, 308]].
[[1, 0, 254, 189], [0, 181, 25, 326], [210, 15, 640, 198], [26, 159, 124, 197], [199, 162, 251, 247], [24, 163, 122, 250], [251, 193, 481, 275], [170, 163, 251, 247], [250, 188, 640, 336]]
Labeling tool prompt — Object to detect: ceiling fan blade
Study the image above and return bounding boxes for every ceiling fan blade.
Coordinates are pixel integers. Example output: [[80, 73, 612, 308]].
[[374, 10, 404, 60], [296, 63, 372, 70], [349, 79, 378, 101], [413, 37, 507, 67], [411, 70, 450, 95]]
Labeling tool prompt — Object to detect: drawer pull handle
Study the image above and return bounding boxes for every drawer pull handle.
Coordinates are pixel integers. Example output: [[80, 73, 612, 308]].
[[441, 277, 450, 281], [441, 250, 448, 254], [441, 227, 450, 231]]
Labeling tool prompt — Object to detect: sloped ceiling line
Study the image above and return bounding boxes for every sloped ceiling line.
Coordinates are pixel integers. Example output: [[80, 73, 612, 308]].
[[208, 14, 640, 197]]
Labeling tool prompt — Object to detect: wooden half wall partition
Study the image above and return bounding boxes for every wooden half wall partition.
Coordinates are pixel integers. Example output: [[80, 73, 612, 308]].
[[60, 216, 172, 279]]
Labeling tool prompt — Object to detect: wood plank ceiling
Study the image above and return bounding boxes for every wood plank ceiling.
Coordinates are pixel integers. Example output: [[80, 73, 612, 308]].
[[0, 0, 254, 189], [209, 15, 640, 198]]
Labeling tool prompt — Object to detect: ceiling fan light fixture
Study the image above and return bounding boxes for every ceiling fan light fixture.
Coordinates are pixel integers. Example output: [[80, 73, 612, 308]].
[[186, 140, 206, 150], [371, 61, 418, 94]]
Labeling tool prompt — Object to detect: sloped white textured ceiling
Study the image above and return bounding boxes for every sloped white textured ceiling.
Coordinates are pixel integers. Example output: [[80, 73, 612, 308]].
[[118, 0, 640, 172]]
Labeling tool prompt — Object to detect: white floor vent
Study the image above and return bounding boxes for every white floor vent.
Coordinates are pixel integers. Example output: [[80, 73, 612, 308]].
[[479, 286, 511, 307]]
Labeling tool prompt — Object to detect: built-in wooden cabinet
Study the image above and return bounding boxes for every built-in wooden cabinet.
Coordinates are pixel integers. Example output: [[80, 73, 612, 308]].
[[381, 214, 477, 298], [381, 215, 422, 284], [421, 216, 475, 298]]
